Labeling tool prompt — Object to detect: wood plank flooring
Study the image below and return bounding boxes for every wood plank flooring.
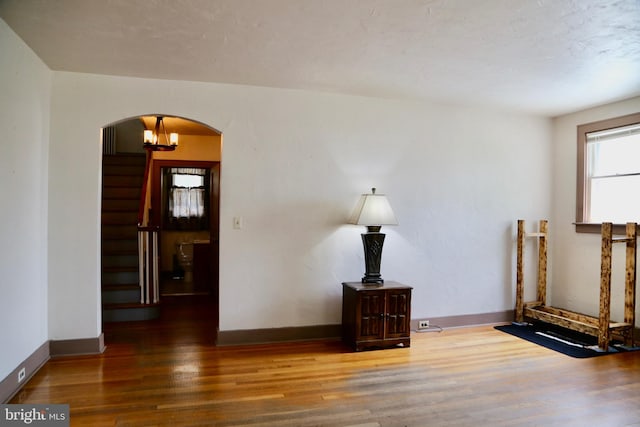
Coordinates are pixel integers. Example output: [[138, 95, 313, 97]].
[[11, 297, 640, 426]]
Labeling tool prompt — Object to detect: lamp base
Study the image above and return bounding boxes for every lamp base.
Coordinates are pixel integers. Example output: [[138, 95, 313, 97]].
[[361, 231, 386, 286], [361, 277, 384, 286]]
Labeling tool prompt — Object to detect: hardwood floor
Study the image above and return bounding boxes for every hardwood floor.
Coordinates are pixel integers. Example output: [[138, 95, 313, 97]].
[[11, 299, 640, 426], [160, 277, 210, 297]]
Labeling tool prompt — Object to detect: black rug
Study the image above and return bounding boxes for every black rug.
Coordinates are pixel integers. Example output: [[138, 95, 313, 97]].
[[495, 323, 640, 358]]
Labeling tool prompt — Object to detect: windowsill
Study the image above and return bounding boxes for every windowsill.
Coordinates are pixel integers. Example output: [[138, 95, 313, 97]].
[[574, 222, 633, 235]]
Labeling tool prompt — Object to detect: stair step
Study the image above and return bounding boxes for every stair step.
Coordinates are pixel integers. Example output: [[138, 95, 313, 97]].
[[104, 302, 160, 308], [102, 283, 140, 290], [102, 225, 138, 239], [102, 254, 138, 269], [102, 154, 146, 166], [102, 211, 138, 225], [103, 175, 144, 188], [102, 239, 138, 252], [102, 199, 139, 211], [102, 303, 160, 322], [102, 187, 140, 199], [102, 285, 141, 304], [102, 248, 138, 256], [102, 270, 139, 284], [103, 164, 146, 176], [103, 265, 138, 272]]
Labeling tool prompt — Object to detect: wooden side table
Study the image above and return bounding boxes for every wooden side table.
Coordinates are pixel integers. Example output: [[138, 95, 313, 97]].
[[341, 281, 412, 351]]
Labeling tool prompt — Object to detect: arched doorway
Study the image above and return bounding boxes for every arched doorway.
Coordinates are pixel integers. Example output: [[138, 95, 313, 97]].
[[100, 115, 221, 343]]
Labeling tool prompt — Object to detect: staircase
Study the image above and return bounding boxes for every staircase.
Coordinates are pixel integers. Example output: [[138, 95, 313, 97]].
[[102, 153, 160, 322]]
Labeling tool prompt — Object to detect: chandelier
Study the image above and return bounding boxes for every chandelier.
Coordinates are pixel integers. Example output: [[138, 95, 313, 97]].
[[143, 116, 178, 151]]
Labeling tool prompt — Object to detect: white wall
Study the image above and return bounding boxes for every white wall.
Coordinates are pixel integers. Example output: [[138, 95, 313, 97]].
[[0, 18, 51, 379], [551, 97, 640, 321], [114, 120, 145, 153], [48, 71, 551, 338]]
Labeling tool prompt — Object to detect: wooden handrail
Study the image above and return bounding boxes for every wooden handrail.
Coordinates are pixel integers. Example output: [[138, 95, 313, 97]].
[[137, 148, 153, 227]]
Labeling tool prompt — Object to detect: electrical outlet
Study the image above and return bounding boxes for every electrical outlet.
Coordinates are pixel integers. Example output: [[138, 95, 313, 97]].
[[18, 367, 26, 383], [418, 320, 430, 329]]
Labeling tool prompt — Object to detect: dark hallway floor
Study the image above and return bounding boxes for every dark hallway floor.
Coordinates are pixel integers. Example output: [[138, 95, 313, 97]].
[[103, 294, 218, 347]]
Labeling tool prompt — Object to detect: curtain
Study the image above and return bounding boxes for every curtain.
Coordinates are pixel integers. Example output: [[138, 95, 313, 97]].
[[170, 187, 205, 218], [168, 168, 207, 221], [170, 167, 207, 176]]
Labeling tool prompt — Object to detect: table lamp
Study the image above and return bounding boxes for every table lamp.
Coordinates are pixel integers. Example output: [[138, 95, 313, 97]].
[[348, 188, 398, 285]]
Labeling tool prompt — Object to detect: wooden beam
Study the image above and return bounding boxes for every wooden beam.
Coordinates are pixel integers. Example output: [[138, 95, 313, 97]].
[[624, 222, 637, 346], [524, 306, 598, 335], [515, 220, 525, 323], [537, 220, 548, 306], [598, 222, 613, 350]]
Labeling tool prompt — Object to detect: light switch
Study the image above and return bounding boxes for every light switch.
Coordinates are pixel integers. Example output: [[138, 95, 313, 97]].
[[233, 216, 243, 229]]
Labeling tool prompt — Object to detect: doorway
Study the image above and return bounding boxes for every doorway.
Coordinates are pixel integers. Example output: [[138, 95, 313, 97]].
[[152, 160, 220, 321], [100, 115, 221, 343]]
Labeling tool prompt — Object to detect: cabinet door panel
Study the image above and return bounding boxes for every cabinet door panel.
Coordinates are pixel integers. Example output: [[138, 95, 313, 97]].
[[359, 293, 384, 339], [386, 290, 411, 337]]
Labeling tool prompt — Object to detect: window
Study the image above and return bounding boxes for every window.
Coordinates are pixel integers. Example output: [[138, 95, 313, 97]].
[[576, 113, 640, 233], [163, 167, 210, 230]]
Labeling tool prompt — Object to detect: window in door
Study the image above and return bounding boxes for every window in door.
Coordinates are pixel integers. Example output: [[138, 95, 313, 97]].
[[163, 167, 210, 230]]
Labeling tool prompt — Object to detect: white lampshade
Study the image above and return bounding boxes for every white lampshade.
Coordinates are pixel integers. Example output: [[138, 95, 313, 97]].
[[143, 129, 154, 144], [349, 188, 398, 226]]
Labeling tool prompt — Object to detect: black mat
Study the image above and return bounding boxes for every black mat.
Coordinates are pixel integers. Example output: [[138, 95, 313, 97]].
[[495, 323, 640, 358]]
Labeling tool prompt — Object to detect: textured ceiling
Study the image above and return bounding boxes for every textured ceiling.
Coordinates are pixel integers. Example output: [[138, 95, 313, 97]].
[[1, 0, 639, 117]]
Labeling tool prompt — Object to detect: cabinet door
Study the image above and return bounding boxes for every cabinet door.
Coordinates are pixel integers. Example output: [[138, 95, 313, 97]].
[[358, 291, 385, 340], [385, 289, 411, 338]]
